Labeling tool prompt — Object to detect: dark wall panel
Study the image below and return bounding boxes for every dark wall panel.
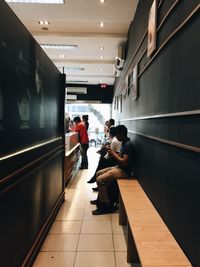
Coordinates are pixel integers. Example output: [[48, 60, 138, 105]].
[[0, 1, 62, 158], [113, 0, 200, 265], [130, 134, 200, 265], [0, 1, 65, 266], [0, 152, 63, 267]]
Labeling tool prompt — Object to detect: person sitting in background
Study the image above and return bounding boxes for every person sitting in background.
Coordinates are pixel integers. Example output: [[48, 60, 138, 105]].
[[82, 114, 89, 130], [87, 126, 122, 187], [90, 125, 135, 215], [73, 116, 89, 169], [103, 120, 109, 136], [97, 118, 115, 156], [104, 119, 115, 138]]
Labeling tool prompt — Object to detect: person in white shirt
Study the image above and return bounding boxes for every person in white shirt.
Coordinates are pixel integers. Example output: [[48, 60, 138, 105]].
[[87, 127, 121, 186]]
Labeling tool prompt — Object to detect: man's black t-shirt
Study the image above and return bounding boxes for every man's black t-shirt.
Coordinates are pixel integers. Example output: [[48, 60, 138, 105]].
[[118, 137, 135, 176]]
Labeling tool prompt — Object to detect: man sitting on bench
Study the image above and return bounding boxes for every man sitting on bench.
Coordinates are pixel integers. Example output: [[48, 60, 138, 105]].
[[90, 125, 135, 215]]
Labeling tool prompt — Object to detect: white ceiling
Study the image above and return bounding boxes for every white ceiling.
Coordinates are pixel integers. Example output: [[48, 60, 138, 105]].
[[6, 0, 138, 85]]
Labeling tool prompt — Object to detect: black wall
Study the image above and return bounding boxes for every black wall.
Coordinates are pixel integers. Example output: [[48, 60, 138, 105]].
[[0, 1, 65, 266], [0, 5, 62, 158], [113, 0, 200, 265], [66, 83, 113, 103]]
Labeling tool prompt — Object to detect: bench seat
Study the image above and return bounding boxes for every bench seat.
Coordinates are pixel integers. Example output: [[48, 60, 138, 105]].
[[117, 179, 192, 267]]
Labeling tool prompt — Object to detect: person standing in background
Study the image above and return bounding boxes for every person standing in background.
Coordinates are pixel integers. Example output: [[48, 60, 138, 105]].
[[73, 116, 89, 169], [82, 114, 89, 130]]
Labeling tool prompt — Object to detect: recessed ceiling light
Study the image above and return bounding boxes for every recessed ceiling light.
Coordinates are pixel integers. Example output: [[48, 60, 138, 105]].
[[99, 22, 105, 27], [99, 46, 104, 50], [6, 0, 64, 3], [100, 55, 104, 59], [100, 68, 103, 71], [41, 44, 78, 50], [39, 20, 49, 25], [58, 54, 65, 58], [99, 0, 105, 3]]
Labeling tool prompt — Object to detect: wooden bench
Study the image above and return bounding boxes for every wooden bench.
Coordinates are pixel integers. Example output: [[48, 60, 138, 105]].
[[117, 179, 192, 267]]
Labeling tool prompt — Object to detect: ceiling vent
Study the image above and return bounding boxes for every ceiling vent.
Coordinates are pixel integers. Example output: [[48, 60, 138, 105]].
[[115, 44, 126, 70], [66, 87, 87, 94]]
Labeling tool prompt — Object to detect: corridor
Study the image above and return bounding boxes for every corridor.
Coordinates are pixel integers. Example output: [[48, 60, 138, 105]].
[[33, 147, 134, 267]]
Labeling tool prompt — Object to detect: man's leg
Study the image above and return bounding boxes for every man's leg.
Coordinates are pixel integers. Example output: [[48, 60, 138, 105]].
[[97, 167, 128, 203], [92, 168, 129, 215], [80, 144, 89, 168]]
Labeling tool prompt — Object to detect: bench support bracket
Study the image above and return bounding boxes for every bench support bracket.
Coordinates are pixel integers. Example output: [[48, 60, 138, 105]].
[[127, 222, 140, 263]]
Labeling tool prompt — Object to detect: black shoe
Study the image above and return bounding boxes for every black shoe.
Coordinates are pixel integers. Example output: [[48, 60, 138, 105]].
[[92, 202, 117, 215], [92, 187, 98, 192], [79, 166, 88, 170], [87, 177, 96, 183], [92, 206, 116, 215], [92, 208, 109, 215], [90, 199, 98, 205]]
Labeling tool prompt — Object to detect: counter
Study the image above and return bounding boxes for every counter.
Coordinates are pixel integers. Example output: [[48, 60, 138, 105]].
[[64, 132, 80, 185]]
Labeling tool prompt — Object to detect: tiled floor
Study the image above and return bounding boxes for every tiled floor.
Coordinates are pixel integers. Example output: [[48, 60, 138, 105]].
[[33, 147, 135, 267]]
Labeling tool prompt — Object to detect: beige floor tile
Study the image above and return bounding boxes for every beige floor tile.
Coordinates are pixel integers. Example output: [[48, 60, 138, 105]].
[[83, 209, 111, 221], [49, 221, 81, 234], [84, 201, 98, 211], [78, 234, 113, 251], [81, 221, 112, 234], [60, 202, 85, 212], [115, 252, 138, 267], [41, 234, 79, 251], [113, 234, 127, 251], [111, 220, 124, 234], [74, 252, 115, 267], [33, 252, 75, 267], [55, 208, 84, 221], [111, 213, 119, 221], [65, 192, 88, 203]]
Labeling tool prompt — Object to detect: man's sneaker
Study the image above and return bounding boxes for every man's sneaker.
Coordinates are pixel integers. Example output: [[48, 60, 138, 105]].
[[79, 166, 88, 170], [92, 187, 98, 192], [90, 199, 98, 205], [87, 177, 96, 183], [92, 206, 116, 215], [92, 201, 117, 215]]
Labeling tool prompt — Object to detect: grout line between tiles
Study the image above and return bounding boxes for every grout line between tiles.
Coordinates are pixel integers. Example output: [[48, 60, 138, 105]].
[[111, 217, 117, 267]]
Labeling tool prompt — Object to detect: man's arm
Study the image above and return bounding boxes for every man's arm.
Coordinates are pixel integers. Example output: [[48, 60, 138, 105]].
[[74, 124, 80, 132], [107, 148, 129, 166]]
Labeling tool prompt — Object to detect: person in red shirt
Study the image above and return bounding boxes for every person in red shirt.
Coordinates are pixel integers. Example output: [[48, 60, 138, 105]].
[[73, 116, 89, 169]]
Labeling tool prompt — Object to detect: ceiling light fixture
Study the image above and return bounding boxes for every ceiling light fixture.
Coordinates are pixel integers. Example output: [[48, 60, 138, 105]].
[[100, 68, 103, 71], [99, 0, 105, 3], [6, 0, 64, 4], [100, 55, 104, 59], [39, 20, 49, 25], [66, 80, 88, 84], [41, 44, 78, 50], [64, 67, 85, 72], [58, 54, 65, 58], [99, 46, 104, 50], [99, 22, 104, 27]]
